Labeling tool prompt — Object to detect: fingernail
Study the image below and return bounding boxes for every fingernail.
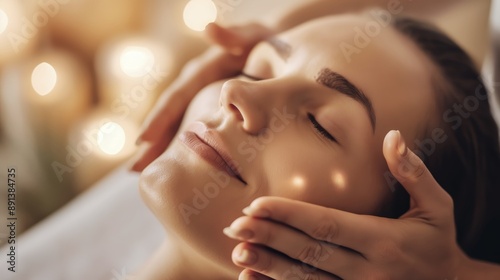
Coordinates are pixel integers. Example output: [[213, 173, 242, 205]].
[[239, 273, 259, 280], [396, 130, 407, 157], [242, 206, 269, 218], [234, 247, 257, 265], [223, 227, 254, 240]]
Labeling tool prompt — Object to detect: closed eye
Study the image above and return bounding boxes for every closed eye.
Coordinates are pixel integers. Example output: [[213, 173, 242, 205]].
[[308, 113, 337, 143]]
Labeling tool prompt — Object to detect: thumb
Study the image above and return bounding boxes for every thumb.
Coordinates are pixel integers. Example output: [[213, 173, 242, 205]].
[[383, 130, 452, 214]]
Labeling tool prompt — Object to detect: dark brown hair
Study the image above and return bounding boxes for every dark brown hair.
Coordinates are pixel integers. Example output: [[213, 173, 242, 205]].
[[389, 17, 500, 263]]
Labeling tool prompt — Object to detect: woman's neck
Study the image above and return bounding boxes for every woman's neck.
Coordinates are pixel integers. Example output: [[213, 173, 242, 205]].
[[135, 238, 236, 280]]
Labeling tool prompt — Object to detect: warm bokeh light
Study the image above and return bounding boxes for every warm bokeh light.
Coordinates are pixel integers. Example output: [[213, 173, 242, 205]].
[[119, 46, 155, 77], [31, 62, 57, 96], [0, 9, 8, 34], [332, 171, 346, 189], [183, 0, 217, 31], [97, 121, 126, 155], [291, 175, 306, 188]]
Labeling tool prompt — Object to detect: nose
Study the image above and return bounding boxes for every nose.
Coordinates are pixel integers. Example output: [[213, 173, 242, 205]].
[[219, 79, 269, 135]]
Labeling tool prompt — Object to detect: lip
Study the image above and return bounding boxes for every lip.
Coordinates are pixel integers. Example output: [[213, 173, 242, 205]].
[[179, 122, 246, 184]]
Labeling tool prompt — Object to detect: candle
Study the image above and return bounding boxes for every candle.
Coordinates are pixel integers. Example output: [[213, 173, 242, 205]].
[[95, 37, 172, 124], [48, 0, 145, 56], [183, 0, 217, 32], [20, 49, 92, 155], [67, 110, 138, 191], [144, 0, 209, 74], [0, 0, 40, 65]]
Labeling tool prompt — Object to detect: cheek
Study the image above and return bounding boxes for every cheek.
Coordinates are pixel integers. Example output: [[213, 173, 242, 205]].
[[139, 141, 254, 273], [259, 133, 388, 215]]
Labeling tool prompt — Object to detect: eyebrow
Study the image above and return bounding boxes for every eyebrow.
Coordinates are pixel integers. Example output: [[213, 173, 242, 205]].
[[315, 68, 376, 132], [265, 37, 292, 61]]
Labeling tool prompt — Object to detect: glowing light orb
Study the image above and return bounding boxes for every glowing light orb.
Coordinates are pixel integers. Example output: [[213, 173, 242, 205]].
[[119, 46, 155, 77], [291, 175, 305, 188], [31, 62, 57, 96], [0, 9, 8, 34], [332, 171, 346, 189], [183, 0, 217, 31], [97, 122, 126, 155]]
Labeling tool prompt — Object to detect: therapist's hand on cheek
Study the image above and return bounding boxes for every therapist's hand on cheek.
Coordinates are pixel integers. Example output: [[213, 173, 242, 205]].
[[130, 23, 272, 172], [224, 130, 467, 280]]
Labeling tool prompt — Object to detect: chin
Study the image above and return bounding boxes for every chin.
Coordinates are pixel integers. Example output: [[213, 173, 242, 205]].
[[139, 140, 253, 275]]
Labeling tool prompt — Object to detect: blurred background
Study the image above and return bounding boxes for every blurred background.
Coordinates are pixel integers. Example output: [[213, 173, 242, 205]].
[[0, 0, 304, 247]]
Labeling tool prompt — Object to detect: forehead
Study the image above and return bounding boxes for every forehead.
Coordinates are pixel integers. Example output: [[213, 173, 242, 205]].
[[282, 14, 437, 141]]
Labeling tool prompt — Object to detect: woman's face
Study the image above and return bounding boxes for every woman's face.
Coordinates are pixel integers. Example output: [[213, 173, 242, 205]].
[[140, 14, 436, 274]]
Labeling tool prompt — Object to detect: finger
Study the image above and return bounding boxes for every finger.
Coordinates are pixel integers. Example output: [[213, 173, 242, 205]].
[[205, 23, 273, 55], [205, 23, 244, 54], [242, 197, 389, 252], [138, 47, 243, 144], [129, 140, 170, 172], [224, 216, 367, 279], [232, 242, 340, 280], [238, 269, 273, 280], [130, 114, 181, 172], [137, 75, 194, 144], [382, 130, 453, 215]]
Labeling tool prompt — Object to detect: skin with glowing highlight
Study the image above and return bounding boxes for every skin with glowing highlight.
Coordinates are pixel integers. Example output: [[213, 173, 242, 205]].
[[139, 14, 437, 278]]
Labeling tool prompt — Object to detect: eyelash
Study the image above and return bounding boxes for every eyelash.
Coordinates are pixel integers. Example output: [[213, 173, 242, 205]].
[[241, 72, 337, 143], [308, 113, 337, 142]]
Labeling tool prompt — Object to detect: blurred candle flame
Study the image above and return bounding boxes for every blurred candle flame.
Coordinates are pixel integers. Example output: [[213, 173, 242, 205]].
[[0, 9, 8, 34], [183, 0, 217, 31], [31, 62, 57, 96], [119, 46, 155, 77], [97, 121, 126, 155]]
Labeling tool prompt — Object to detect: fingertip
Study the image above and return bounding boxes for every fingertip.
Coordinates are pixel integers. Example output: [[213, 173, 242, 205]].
[[127, 157, 143, 173], [205, 22, 223, 34], [383, 130, 427, 184], [205, 22, 237, 46], [135, 131, 151, 146], [135, 134, 144, 146], [383, 130, 418, 182], [239, 269, 267, 280], [127, 142, 151, 172], [204, 22, 220, 37]]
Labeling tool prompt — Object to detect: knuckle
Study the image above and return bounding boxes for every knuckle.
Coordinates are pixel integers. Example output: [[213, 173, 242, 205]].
[[311, 220, 339, 242], [303, 273, 321, 280], [255, 251, 274, 274], [412, 161, 426, 179], [399, 153, 426, 181], [371, 239, 403, 264], [262, 224, 276, 245], [296, 242, 324, 265], [297, 265, 321, 280]]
